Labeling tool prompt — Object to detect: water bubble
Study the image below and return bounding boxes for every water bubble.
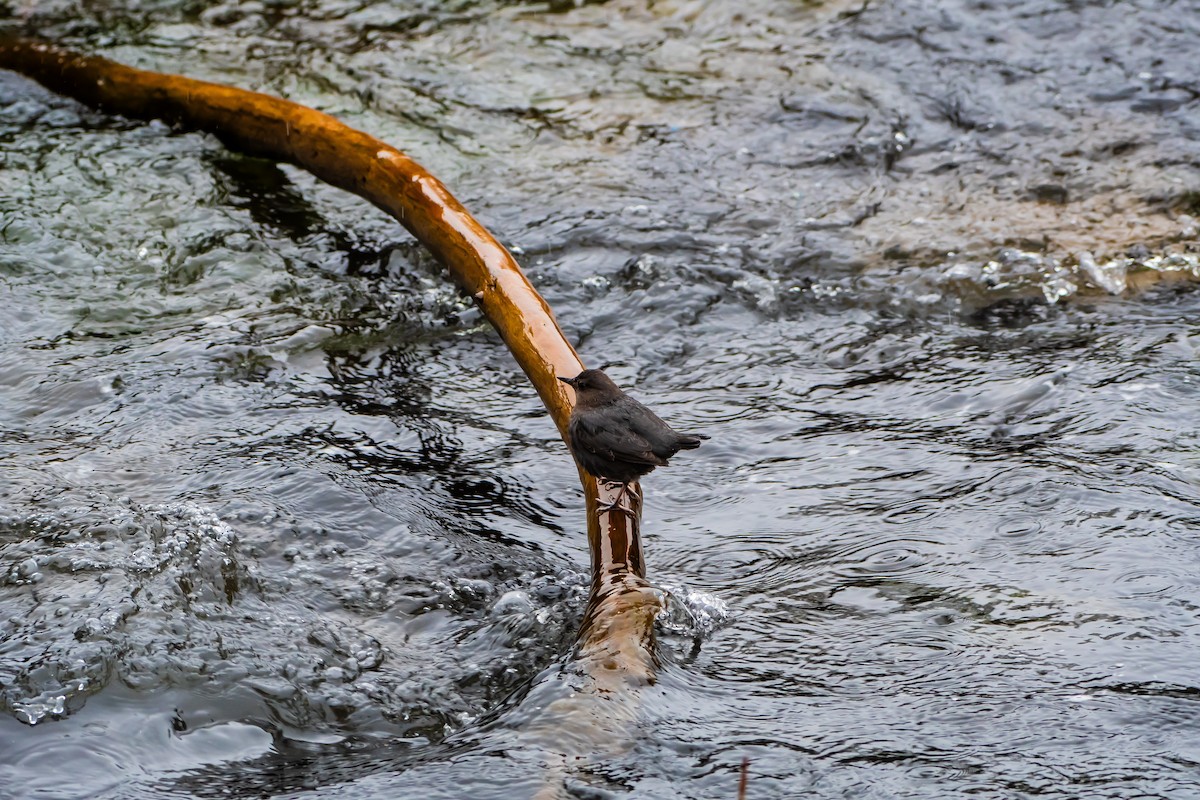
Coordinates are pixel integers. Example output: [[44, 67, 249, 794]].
[[491, 590, 534, 617], [657, 584, 731, 637]]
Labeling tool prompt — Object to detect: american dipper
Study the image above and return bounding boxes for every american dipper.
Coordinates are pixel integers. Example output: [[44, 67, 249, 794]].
[[558, 368, 708, 513]]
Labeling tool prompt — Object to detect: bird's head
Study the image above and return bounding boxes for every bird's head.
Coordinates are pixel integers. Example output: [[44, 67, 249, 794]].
[[558, 368, 621, 401]]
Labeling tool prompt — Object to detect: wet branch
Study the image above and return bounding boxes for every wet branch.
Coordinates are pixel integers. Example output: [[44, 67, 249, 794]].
[[0, 37, 660, 679]]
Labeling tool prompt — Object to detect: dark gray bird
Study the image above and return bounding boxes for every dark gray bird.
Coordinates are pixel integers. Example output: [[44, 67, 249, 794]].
[[558, 368, 708, 513]]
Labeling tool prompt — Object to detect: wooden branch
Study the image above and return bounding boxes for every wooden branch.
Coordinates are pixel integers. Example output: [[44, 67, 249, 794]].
[[0, 37, 660, 677]]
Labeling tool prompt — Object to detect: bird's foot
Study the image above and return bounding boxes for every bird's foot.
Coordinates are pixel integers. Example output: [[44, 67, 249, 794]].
[[595, 498, 635, 517], [596, 481, 638, 516]]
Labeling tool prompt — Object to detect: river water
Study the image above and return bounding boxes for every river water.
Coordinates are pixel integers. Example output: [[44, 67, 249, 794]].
[[2, 1, 1200, 798]]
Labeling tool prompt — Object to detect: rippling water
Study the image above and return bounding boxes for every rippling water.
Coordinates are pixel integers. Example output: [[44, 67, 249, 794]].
[[3, 1, 1200, 798]]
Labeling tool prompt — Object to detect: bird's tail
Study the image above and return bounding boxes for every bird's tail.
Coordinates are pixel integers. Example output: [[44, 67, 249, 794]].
[[676, 433, 709, 449]]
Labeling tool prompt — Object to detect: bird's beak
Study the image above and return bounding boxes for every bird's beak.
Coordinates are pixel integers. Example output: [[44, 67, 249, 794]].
[[557, 376, 574, 386]]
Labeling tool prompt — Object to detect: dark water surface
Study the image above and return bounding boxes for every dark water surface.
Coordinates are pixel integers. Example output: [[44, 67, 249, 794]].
[[3, 1, 1200, 798]]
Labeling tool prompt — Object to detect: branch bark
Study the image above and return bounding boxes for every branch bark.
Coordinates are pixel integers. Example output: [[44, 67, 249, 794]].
[[0, 37, 660, 678]]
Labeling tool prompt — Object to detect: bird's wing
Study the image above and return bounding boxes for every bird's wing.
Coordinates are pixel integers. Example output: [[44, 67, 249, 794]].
[[616, 396, 684, 459], [574, 411, 669, 466]]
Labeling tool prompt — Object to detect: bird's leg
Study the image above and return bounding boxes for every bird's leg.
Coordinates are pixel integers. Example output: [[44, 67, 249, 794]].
[[596, 480, 636, 516]]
